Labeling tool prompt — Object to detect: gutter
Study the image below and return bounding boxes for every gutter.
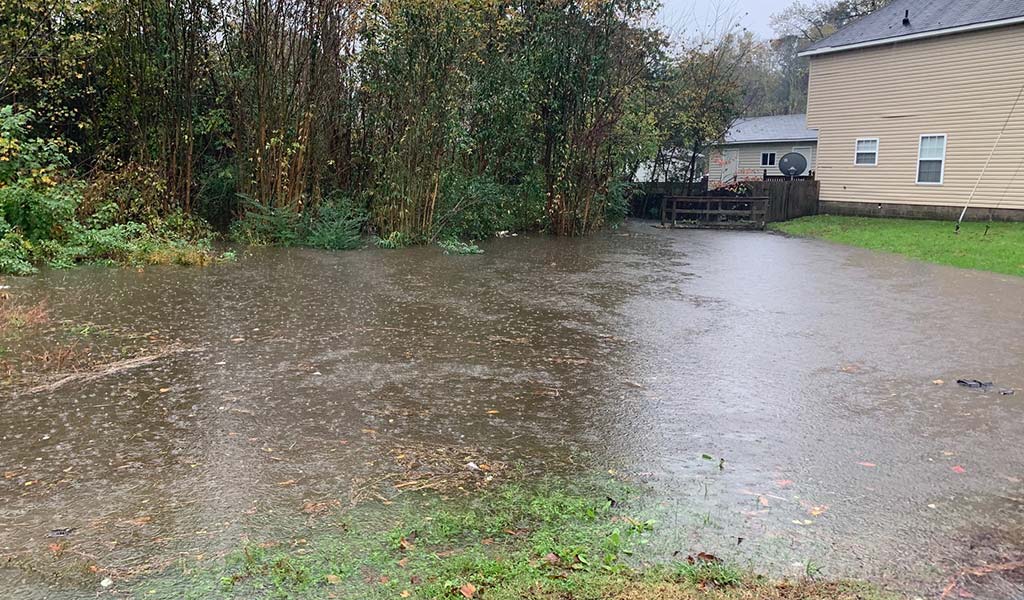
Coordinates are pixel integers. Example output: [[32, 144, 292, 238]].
[[719, 138, 818, 145], [798, 14, 1024, 57]]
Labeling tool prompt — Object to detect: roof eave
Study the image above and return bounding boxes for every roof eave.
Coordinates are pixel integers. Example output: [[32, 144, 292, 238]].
[[720, 138, 818, 145], [798, 14, 1024, 57]]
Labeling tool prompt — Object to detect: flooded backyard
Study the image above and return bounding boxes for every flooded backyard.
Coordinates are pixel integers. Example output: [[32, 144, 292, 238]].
[[2, 223, 1023, 598]]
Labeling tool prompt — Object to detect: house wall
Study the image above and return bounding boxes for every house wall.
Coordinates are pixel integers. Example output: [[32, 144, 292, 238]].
[[806, 23, 1024, 213], [708, 142, 817, 186]]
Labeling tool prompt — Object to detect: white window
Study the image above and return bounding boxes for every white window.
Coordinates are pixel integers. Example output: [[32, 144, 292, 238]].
[[854, 138, 878, 166], [917, 134, 947, 184], [760, 152, 776, 167]]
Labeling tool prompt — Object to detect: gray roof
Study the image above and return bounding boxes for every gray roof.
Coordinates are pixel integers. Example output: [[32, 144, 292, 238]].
[[722, 114, 817, 145], [804, 0, 1024, 54]]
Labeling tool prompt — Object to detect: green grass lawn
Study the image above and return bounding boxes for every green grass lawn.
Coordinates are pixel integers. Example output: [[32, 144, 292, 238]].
[[770, 216, 1024, 276], [126, 479, 893, 600]]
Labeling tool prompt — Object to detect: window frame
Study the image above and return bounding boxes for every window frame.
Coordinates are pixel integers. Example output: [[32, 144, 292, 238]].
[[853, 137, 879, 166], [916, 134, 947, 185], [760, 152, 776, 167]]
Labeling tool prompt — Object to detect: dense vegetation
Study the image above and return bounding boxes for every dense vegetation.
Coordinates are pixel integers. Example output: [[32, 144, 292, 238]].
[[0, 0, 678, 274]]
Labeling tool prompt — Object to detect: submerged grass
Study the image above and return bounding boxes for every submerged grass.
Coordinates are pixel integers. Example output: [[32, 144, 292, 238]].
[[770, 215, 1024, 277], [135, 480, 895, 600]]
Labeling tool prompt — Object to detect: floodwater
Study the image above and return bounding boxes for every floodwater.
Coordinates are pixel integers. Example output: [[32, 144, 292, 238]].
[[2, 223, 1023, 598]]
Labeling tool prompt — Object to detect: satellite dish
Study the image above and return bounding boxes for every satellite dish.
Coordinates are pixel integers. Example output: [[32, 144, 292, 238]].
[[778, 152, 808, 177]]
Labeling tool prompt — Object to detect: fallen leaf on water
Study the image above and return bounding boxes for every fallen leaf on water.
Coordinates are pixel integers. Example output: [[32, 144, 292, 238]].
[[857, 462, 877, 468], [775, 479, 794, 488], [486, 410, 499, 415], [460, 582, 477, 598], [361, 429, 378, 436], [277, 480, 297, 486], [159, 388, 170, 393], [758, 496, 770, 507], [951, 465, 966, 474], [809, 505, 828, 517], [933, 379, 945, 385], [48, 543, 63, 555]]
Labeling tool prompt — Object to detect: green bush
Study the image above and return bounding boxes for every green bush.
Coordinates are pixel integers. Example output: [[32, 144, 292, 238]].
[[304, 197, 365, 250], [0, 217, 35, 275], [229, 196, 304, 246]]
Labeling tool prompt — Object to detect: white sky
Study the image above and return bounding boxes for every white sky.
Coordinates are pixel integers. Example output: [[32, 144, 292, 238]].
[[658, 0, 777, 39]]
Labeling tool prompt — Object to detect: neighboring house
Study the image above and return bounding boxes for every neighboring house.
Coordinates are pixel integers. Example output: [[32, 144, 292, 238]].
[[802, 0, 1024, 219], [708, 115, 817, 187]]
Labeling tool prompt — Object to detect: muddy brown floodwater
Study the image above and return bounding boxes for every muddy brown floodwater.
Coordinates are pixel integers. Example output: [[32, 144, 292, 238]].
[[2, 223, 1024, 599]]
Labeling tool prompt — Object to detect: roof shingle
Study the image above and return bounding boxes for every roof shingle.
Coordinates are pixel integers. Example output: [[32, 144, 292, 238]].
[[722, 114, 817, 145], [804, 0, 1024, 54]]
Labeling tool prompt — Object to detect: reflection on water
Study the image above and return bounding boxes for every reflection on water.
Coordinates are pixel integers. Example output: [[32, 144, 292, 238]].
[[2, 225, 1023, 597]]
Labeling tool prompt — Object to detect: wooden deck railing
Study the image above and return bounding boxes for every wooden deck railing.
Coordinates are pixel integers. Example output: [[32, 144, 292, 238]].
[[660, 196, 769, 229]]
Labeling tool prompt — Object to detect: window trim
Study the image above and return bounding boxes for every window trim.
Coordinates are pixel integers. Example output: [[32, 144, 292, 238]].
[[916, 134, 947, 185], [760, 152, 776, 167], [853, 137, 879, 166]]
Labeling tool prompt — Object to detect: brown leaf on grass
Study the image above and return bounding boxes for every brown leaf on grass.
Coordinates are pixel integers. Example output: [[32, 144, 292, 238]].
[[481, 538, 494, 545], [397, 557, 409, 568], [325, 574, 340, 585], [686, 552, 721, 564], [399, 536, 416, 551], [543, 552, 561, 566], [410, 575, 422, 585], [459, 582, 477, 598], [400, 592, 411, 598]]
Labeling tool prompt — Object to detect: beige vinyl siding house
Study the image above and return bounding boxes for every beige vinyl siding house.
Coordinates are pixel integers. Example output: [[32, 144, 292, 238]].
[[708, 142, 817, 185], [802, 0, 1024, 219], [708, 115, 817, 187]]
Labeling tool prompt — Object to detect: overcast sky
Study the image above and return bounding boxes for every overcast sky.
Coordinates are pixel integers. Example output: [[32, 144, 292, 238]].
[[658, 0, 778, 39]]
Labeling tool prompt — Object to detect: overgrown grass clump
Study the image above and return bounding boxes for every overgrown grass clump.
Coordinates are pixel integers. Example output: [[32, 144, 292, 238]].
[[771, 215, 1024, 276], [138, 481, 894, 600]]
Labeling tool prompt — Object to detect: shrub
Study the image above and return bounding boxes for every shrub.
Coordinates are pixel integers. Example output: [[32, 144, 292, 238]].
[[437, 237, 484, 255], [304, 197, 365, 250], [229, 196, 304, 246]]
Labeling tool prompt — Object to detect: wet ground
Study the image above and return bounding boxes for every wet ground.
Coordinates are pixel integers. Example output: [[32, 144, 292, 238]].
[[2, 223, 1023, 598]]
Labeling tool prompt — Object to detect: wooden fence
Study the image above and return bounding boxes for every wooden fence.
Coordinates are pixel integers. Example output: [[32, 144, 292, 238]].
[[660, 196, 769, 229], [746, 179, 819, 222]]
